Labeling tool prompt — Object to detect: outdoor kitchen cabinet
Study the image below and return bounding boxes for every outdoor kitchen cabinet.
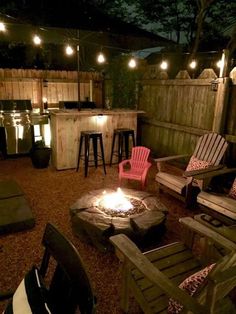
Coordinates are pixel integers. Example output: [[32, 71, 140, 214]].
[[50, 109, 144, 170]]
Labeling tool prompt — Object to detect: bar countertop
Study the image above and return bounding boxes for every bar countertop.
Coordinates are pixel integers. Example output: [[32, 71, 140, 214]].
[[49, 108, 145, 117], [50, 108, 144, 170]]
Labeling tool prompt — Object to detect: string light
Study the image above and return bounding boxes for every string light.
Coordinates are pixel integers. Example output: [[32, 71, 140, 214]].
[[0, 22, 6, 32], [0, 14, 228, 72], [65, 45, 74, 56], [97, 52, 106, 64], [128, 57, 137, 68], [189, 60, 197, 69], [33, 35, 42, 45], [160, 60, 168, 70]]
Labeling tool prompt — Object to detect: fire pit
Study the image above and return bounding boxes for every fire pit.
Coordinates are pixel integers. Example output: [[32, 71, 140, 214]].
[[70, 188, 168, 252]]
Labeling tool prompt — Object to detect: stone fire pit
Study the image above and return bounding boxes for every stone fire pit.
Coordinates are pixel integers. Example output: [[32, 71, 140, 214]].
[[70, 188, 168, 252]]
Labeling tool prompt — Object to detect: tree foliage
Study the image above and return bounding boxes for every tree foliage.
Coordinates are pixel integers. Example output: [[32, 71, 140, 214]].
[[90, 0, 236, 55]]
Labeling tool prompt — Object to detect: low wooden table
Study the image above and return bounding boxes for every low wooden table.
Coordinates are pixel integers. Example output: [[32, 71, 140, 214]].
[[70, 188, 168, 252]]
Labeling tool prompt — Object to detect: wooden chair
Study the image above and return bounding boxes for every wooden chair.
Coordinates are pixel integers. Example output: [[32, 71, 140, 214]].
[[119, 146, 152, 190], [0, 223, 96, 314], [155, 132, 228, 207], [194, 167, 236, 244], [110, 217, 236, 314]]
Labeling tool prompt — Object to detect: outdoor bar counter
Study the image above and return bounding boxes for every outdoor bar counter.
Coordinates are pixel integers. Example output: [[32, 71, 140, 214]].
[[50, 109, 144, 170]]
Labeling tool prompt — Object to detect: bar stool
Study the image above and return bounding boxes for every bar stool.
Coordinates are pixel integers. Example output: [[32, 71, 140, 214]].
[[76, 130, 106, 177], [110, 128, 135, 166]]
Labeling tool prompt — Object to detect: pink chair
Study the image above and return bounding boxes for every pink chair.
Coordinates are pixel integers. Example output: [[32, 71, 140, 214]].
[[119, 146, 152, 190]]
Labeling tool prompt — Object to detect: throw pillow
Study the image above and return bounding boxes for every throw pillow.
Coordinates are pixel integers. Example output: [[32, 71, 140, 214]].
[[4, 266, 51, 314], [229, 178, 236, 199], [185, 156, 211, 172], [168, 263, 215, 314]]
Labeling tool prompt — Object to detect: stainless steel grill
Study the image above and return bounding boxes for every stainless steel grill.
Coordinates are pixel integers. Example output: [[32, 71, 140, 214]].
[[0, 100, 32, 156]]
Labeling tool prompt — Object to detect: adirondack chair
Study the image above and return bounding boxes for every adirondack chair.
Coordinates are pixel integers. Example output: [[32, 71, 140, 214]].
[[0, 223, 96, 314], [193, 167, 236, 244], [155, 132, 228, 207], [110, 217, 236, 314], [119, 146, 152, 190]]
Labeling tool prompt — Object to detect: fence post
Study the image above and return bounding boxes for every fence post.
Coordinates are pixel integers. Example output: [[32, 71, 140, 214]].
[[212, 77, 230, 133]]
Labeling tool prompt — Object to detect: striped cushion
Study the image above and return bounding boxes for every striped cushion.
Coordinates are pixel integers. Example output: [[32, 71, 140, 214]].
[[4, 266, 51, 314]]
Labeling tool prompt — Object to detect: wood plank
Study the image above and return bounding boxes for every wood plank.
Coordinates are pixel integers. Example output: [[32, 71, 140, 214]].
[[141, 118, 208, 136]]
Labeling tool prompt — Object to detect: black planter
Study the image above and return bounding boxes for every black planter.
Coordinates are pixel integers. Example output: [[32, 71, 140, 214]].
[[30, 147, 51, 169]]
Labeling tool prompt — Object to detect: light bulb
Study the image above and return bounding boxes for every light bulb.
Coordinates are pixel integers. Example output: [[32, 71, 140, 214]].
[[65, 45, 74, 56], [33, 35, 42, 45], [128, 58, 136, 68], [97, 52, 105, 64], [189, 60, 197, 69], [160, 60, 168, 70], [0, 22, 6, 32]]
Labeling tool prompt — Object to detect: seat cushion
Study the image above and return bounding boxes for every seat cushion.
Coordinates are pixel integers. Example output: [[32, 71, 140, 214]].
[[0, 180, 24, 199], [0, 196, 35, 234], [4, 266, 51, 314], [185, 156, 211, 172]]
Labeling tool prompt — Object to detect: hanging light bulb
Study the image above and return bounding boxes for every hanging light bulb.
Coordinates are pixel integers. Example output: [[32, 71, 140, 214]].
[[0, 22, 6, 32], [128, 57, 137, 69], [189, 60, 197, 69], [160, 60, 168, 70], [65, 45, 74, 56], [33, 35, 42, 45], [97, 52, 105, 64]]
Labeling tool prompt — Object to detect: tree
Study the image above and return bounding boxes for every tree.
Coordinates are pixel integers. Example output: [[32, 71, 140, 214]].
[[90, 0, 236, 55]]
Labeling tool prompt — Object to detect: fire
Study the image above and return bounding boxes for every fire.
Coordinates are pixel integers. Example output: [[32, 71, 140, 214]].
[[100, 188, 133, 212]]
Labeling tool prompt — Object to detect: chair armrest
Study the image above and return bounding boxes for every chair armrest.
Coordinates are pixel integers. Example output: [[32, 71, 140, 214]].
[[192, 167, 236, 181], [119, 160, 130, 168], [154, 154, 190, 163], [155, 154, 190, 172], [179, 217, 236, 252], [145, 161, 152, 169], [183, 165, 224, 177], [110, 234, 206, 314]]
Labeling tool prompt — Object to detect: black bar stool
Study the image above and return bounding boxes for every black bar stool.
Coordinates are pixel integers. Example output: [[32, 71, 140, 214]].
[[110, 128, 135, 166], [76, 131, 106, 177]]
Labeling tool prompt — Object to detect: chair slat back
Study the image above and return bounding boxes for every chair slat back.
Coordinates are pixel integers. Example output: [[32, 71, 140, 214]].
[[198, 251, 236, 313], [193, 133, 228, 165], [130, 146, 150, 169], [40, 223, 96, 314]]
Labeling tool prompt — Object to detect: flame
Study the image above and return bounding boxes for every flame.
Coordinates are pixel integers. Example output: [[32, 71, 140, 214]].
[[100, 188, 133, 212]]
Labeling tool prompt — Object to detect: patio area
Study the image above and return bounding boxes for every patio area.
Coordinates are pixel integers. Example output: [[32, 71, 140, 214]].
[[0, 156, 196, 313]]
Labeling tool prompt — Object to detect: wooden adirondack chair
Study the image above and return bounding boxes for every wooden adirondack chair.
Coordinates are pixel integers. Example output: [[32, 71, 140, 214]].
[[119, 146, 152, 190], [193, 167, 236, 244], [110, 217, 236, 314], [155, 133, 228, 207]]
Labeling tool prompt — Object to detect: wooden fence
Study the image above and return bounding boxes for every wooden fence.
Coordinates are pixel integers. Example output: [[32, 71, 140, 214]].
[[0, 69, 103, 110], [138, 66, 236, 165]]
